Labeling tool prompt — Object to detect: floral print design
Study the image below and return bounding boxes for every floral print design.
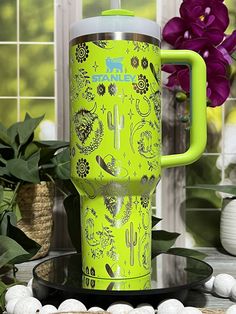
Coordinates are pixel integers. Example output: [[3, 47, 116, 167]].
[[77, 158, 90, 178], [108, 83, 117, 96], [131, 56, 139, 68], [76, 43, 89, 63], [140, 194, 150, 208], [133, 74, 149, 95], [141, 57, 148, 69], [97, 83, 106, 96]]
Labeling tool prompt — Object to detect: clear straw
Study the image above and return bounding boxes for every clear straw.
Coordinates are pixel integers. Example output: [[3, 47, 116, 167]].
[[110, 0, 121, 9]]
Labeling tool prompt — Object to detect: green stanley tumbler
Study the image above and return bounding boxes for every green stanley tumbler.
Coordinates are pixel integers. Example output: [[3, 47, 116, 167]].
[[69, 9, 207, 282]]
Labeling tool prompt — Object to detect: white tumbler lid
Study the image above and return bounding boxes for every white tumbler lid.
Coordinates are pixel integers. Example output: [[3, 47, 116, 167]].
[[70, 9, 161, 42]]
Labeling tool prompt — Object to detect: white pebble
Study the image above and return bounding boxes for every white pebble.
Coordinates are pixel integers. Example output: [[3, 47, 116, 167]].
[[137, 303, 155, 314], [180, 307, 202, 314], [157, 299, 184, 314], [39, 304, 58, 314], [107, 301, 133, 314], [27, 278, 33, 288], [128, 309, 150, 314], [226, 305, 236, 314], [213, 274, 236, 297], [203, 276, 215, 292], [5, 285, 32, 303], [13, 297, 42, 314], [58, 299, 86, 312], [88, 306, 104, 312], [5, 298, 20, 314], [231, 283, 236, 300]]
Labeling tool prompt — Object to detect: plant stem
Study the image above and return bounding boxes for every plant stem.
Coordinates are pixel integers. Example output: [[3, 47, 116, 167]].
[[45, 173, 67, 197], [0, 177, 16, 185], [0, 157, 6, 165], [10, 182, 21, 207]]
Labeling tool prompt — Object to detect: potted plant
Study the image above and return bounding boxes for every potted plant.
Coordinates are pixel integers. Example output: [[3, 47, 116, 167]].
[[0, 113, 70, 303]]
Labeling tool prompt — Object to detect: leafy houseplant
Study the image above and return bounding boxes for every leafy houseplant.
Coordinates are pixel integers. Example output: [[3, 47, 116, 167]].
[[0, 113, 70, 310]]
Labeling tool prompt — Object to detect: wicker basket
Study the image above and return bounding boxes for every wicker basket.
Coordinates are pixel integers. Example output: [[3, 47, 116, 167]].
[[16, 182, 54, 260]]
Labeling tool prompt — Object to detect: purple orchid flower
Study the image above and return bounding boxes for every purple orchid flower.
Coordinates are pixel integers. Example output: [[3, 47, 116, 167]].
[[180, 0, 229, 32], [218, 30, 236, 62], [163, 38, 233, 107], [162, 0, 236, 107], [163, 0, 229, 47]]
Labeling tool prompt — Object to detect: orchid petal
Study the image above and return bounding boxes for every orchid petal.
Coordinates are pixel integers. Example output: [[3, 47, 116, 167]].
[[208, 75, 230, 107], [163, 17, 187, 46], [178, 68, 190, 92], [219, 30, 236, 55]]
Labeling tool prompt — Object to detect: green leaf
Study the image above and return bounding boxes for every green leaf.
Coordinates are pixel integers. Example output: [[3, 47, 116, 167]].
[[167, 247, 207, 261], [0, 235, 29, 268], [0, 123, 11, 146], [17, 114, 44, 145], [187, 184, 236, 196], [0, 212, 17, 235], [152, 230, 180, 258], [63, 194, 81, 253], [152, 216, 162, 228], [0, 186, 3, 203], [24, 143, 39, 159], [0, 280, 7, 312], [7, 151, 40, 183], [7, 122, 20, 144], [39, 141, 69, 149], [36, 141, 69, 165], [0, 167, 9, 176], [0, 144, 11, 149], [52, 148, 70, 180], [6, 219, 40, 263]]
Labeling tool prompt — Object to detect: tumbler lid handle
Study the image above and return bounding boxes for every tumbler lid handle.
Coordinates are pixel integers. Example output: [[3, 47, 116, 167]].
[[102, 9, 134, 16]]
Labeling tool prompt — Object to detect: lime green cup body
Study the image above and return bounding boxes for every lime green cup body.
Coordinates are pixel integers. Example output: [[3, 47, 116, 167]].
[[70, 12, 207, 282]]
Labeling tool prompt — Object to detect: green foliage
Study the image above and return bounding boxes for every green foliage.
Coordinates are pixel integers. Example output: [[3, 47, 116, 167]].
[[186, 156, 222, 209], [0, 113, 69, 186], [0, 113, 70, 309], [0, 236, 29, 269], [188, 184, 236, 196], [63, 194, 81, 253]]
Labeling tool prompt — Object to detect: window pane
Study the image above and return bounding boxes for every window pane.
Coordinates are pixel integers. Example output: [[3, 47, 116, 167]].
[[225, 0, 236, 33], [206, 106, 222, 153], [0, 45, 17, 96], [225, 0, 236, 97], [83, 0, 109, 18], [20, 45, 54, 97], [186, 156, 221, 209], [218, 100, 236, 174], [0, 99, 17, 127], [20, 0, 54, 42], [20, 99, 55, 140], [83, 0, 156, 20], [122, 0, 156, 20], [0, 0, 16, 41]]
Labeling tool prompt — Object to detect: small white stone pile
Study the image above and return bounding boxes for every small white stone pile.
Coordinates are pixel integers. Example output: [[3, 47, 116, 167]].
[[4, 274, 236, 314], [202, 273, 236, 314]]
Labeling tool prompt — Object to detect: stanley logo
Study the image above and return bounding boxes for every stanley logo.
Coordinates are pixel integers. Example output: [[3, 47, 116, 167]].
[[92, 57, 137, 83]]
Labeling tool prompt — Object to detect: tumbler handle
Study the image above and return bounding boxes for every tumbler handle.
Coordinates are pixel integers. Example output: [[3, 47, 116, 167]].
[[160, 50, 207, 168]]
